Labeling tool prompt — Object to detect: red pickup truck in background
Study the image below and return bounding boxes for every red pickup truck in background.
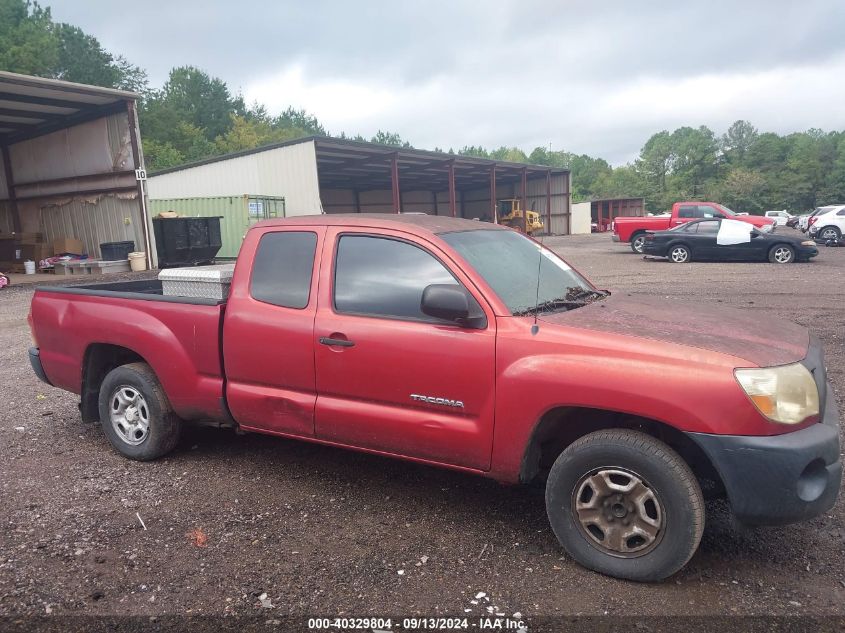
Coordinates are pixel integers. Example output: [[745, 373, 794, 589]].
[[614, 202, 776, 253], [28, 214, 840, 582]]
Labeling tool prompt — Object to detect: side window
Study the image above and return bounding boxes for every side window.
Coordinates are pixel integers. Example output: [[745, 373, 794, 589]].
[[698, 205, 720, 218], [678, 206, 697, 218], [251, 231, 317, 309], [334, 235, 459, 321], [837, 210, 845, 216], [696, 220, 720, 234]]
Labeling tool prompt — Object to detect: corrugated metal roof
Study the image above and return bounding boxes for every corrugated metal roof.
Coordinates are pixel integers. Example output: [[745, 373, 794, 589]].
[[150, 135, 569, 181], [0, 71, 138, 145]]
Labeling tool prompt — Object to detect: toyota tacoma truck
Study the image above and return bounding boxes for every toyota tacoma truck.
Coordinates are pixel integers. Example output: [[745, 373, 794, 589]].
[[28, 214, 840, 582], [613, 202, 776, 253]]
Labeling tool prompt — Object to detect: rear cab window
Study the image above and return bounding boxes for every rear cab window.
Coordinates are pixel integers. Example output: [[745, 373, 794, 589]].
[[251, 231, 318, 308]]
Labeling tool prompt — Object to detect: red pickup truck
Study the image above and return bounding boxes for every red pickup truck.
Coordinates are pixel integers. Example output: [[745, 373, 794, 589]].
[[614, 202, 776, 253], [28, 214, 840, 582]]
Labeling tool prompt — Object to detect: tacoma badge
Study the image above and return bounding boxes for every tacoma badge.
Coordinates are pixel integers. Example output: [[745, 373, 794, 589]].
[[410, 394, 465, 408]]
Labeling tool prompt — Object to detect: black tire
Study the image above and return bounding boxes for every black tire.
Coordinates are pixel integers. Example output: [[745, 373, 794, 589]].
[[768, 243, 795, 264], [545, 429, 704, 582], [668, 244, 691, 263], [98, 362, 182, 461], [630, 233, 647, 253], [818, 226, 841, 241]]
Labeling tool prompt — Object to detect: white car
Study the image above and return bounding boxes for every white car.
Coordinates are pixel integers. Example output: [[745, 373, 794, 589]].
[[764, 210, 793, 226], [800, 206, 837, 232], [809, 205, 845, 241]]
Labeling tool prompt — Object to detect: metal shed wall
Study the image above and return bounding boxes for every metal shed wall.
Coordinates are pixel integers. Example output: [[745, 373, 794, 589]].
[[320, 188, 462, 216], [5, 112, 148, 259], [148, 141, 321, 216], [547, 173, 572, 235], [462, 175, 571, 234], [0, 150, 8, 200], [0, 200, 12, 234], [34, 194, 143, 258]]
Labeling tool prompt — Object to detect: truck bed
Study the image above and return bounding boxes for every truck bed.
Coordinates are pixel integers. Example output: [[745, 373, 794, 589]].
[[37, 279, 226, 306], [31, 280, 227, 422]]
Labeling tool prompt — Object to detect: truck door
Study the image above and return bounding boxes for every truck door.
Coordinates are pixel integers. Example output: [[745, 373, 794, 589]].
[[313, 228, 497, 471], [223, 226, 325, 436]]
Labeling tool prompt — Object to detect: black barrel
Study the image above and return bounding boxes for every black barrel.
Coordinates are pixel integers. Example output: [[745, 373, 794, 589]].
[[152, 217, 223, 268]]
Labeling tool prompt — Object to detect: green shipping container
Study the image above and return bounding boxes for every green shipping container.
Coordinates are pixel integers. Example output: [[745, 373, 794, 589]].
[[149, 195, 285, 258]]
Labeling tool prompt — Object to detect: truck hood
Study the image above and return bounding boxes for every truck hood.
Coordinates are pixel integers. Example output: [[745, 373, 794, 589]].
[[736, 215, 774, 227], [538, 295, 808, 367]]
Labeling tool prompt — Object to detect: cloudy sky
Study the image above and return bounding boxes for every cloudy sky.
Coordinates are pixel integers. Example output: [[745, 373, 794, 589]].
[[47, 0, 845, 164]]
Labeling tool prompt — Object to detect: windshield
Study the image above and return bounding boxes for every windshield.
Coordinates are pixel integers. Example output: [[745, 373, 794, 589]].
[[441, 229, 602, 315], [717, 204, 737, 216]]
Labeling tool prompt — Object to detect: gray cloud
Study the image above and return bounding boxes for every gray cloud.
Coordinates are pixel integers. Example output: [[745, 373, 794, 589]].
[[47, 0, 845, 163]]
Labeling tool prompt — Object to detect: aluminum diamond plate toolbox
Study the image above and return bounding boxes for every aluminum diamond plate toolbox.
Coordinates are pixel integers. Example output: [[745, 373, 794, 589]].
[[158, 264, 235, 300]]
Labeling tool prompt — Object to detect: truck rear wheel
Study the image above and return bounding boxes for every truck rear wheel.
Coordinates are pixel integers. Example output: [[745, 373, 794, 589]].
[[98, 362, 182, 461], [630, 234, 647, 253], [545, 429, 704, 582]]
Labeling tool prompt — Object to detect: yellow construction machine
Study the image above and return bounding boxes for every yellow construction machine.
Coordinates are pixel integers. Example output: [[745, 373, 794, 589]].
[[497, 199, 544, 234]]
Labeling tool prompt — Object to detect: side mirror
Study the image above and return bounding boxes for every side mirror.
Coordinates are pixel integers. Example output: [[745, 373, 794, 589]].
[[421, 284, 486, 328]]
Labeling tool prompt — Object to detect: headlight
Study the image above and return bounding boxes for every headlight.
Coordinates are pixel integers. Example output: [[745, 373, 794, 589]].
[[801, 240, 816, 246], [735, 363, 819, 425]]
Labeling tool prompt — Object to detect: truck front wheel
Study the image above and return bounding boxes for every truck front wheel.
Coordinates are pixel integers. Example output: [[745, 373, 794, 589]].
[[545, 429, 704, 582], [98, 363, 182, 461]]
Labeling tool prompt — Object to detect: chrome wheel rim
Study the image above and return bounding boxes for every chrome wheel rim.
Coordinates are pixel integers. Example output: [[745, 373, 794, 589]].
[[670, 247, 689, 263], [820, 228, 837, 240], [572, 468, 665, 558], [773, 247, 793, 263], [109, 386, 150, 445], [632, 236, 646, 252]]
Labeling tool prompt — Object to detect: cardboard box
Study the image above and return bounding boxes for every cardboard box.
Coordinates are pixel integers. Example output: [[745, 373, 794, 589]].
[[53, 237, 85, 256]]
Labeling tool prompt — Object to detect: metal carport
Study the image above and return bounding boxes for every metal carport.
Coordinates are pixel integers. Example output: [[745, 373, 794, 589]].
[[0, 71, 151, 267], [313, 137, 571, 233]]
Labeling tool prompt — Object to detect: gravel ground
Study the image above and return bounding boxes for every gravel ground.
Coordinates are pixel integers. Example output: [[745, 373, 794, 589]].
[[1, 230, 844, 628]]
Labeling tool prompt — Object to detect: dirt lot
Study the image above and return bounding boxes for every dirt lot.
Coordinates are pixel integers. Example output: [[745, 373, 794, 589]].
[[1, 229, 844, 628]]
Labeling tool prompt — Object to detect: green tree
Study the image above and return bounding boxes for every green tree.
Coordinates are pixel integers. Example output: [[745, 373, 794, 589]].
[[214, 114, 310, 154], [592, 165, 644, 201], [720, 120, 758, 165], [370, 130, 412, 147], [636, 131, 674, 209], [54, 23, 118, 86], [458, 145, 490, 158], [148, 66, 244, 141], [275, 107, 326, 136], [0, 0, 58, 76], [489, 146, 528, 162], [669, 125, 719, 198], [142, 139, 185, 171], [709, 168, 766, 213]]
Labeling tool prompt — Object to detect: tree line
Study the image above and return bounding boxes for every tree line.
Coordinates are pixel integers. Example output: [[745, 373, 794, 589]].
[[3, 0, 844, 214]]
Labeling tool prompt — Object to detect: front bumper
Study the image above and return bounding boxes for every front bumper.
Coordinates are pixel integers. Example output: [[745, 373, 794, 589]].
[[686, 385, 841, 526], [29, 347, 52, 386], [799, 245, 819, 259]]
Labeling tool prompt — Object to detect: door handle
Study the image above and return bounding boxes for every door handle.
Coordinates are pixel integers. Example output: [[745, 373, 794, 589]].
[[319, 337, 355, 347]]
